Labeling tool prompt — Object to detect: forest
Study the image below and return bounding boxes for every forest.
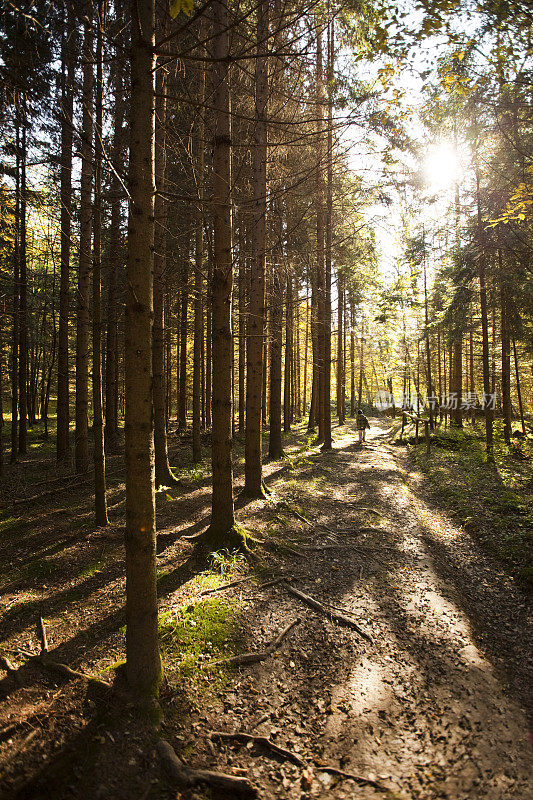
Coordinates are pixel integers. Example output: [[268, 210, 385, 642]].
[[0, 0, 532, 797]]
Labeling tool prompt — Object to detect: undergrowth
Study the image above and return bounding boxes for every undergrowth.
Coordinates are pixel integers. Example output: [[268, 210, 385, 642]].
[[408, 421, 533, 587]]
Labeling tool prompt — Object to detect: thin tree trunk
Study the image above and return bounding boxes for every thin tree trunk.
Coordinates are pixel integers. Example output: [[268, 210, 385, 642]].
[[303, 280, 309, 416], [512, 337, 526, 435], [11, 113, 20, 463], [238, 224, 246, 433], [269, 260, 283, 459], [284, 272, 293, 432], [245, 0, 269, 497], [337, 269, 344, 423], [350, 300, 355, 416], [92, 1, 108, 525], [57, 2, 74, 462], [322, 17, 333, 450], [193, 25, 206, 463], [500, 250, 511, 445], [357, 315, 364, 410], [315, 21, 325, 443], [209, 0, 235, 538], [153, 30, 175, 485], [75, 16, 93, 474], [178, 254, 189, 430], [18, 98, 28, 455], [125, 0, 161, 698], [105, 33, 124, 452], [423, 255, 434, 428], [206, 241, 212, 429]]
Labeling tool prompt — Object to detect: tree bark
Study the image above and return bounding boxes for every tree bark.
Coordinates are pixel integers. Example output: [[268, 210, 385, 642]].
[[284, 272, 293, 432], [153, 25, 175, 485], [244, 0, 269, 496], [315, 21, 325, 443], [125, 0, 162, 699], [193, 27, 206, 463], [75, 15, 93, 474], [105, 26, 124, 453], [56, 3, 75, 462], [178, 255, 189, 430], [209, 0, 235, 538], [269, 253, 283, 459], [322, 17, 333, 450], [500, 250, 511, 445], [11, 113, 20, 463], [18, 97, 28, 455], [92, 1, 108, 526]]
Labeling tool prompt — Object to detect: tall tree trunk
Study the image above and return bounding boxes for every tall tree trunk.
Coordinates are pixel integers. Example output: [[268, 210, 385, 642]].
[[178, 255, 189, 430], [193, 25, 206, 463], [269, 257, 283, 459], [357, 315, 364, 409], [337, 269, 344, 423], [206, 241, 212, 429], [92, 1, 108, 525], [322, 17, 333, 450], [512, 338, 526, 435], [245, 0, 269, 498], [500, 250, 511, 445], [75, 16, 93, 474], [303, 280, 309, 416], [105, 33, 124, 452], [315, 21, 325, 443], [57, 2, 74, 462], [209, 0, 235, 538], [11, 113, 20, 463], [153, 30, 175, 485], [125, 0, 161, 698], [244, 0, 268, 494], [284, 273, 293, 432], [350, 299, 355, 416], [18, 98, 28, 455], [238, 224, 246, 433], [423, 256, 434, 428]]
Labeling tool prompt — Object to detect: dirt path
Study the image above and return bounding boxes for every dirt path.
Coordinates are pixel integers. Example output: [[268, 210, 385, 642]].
[[1, 419, 532, 799], [195, 420, 533, 799]]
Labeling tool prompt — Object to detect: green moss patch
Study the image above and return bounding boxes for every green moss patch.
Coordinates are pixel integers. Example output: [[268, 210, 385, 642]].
[[158, 595, 243, 693]]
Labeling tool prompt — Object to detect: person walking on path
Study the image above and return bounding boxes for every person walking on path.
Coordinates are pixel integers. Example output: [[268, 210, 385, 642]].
[[356, 408, 370, 443]]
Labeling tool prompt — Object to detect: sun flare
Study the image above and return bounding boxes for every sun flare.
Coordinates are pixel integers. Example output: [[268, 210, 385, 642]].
[[423, 142, 461, 192]]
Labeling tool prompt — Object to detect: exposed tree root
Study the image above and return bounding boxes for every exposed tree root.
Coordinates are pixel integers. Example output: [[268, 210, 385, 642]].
[[281, 582, 373, 642], [314, 762, 389, 792], [209, 618, 300, 667], [157, 738, 258, 798], [210, 730, 305, 767]]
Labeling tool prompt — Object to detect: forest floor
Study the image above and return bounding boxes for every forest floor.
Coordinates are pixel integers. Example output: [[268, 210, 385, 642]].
[[1, 417, 532, 799]]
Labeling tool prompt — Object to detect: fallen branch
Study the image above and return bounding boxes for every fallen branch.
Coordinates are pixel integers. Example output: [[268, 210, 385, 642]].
[[358, 527, 391, 535], [38, 616, 48, 654], [157, 738, 257, 798], [200, 576, 251, 596], [314, 762, 388, 792], [299, 544, 351, 551], [210, 618, 300, 667], [210, 730, 304, 767], [281, 583, 372, 643]]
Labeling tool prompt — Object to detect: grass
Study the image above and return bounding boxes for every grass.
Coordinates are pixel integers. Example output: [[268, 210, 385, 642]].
[[78, 558, 105, 579], [409, 421, 533, 588]]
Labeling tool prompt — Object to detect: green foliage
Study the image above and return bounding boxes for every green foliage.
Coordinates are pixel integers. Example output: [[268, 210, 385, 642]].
[[208, 547, 247, 576], [412, 424, 533, 587], [158, 596, 242, 689]]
